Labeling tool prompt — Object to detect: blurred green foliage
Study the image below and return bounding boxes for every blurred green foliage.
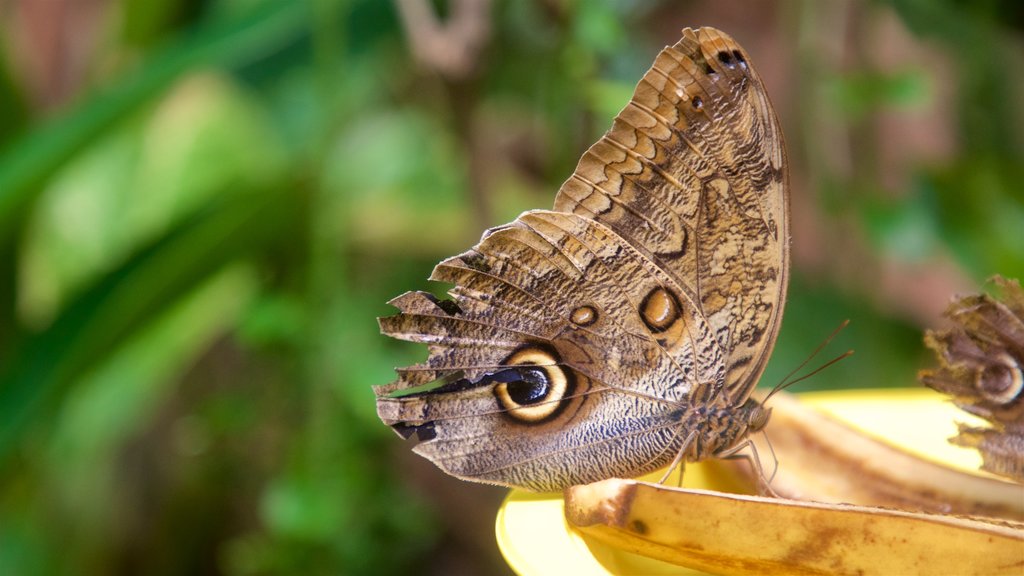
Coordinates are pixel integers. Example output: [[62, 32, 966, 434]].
[[0, 0, 1020, 574]]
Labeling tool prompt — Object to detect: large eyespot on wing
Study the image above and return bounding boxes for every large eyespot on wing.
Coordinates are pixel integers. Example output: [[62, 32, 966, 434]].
[[379, 210, 721, 406], [373, 212, 722, 490], [493, 346, 574, 423]]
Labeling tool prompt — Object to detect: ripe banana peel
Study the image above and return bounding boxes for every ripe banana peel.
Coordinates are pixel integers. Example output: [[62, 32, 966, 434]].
[[739, 391, 1024, 520], [564, 479, 1024, 576], [562, 392, 1024, 574]]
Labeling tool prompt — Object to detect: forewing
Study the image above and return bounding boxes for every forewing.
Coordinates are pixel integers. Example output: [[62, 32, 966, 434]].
[[553, 27, 789, 402]]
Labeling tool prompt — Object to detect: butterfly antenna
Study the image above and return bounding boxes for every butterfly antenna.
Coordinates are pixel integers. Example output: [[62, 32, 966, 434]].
[[766, 320, 853, 402]]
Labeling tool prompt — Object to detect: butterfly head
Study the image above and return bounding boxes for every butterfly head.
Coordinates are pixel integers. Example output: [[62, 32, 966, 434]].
[[746, 402, 772, 434]]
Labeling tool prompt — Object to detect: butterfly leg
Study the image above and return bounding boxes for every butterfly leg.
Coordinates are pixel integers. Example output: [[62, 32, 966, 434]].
[[718, 438, 780, 498], [657, 429, 697, 486]]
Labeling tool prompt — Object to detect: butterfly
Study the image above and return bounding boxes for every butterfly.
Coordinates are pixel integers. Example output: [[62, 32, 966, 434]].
[[375, 27, 789, 492], [921, 276, 1024, 483]]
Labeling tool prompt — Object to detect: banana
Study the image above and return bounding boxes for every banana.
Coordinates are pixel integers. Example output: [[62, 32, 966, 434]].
[[558, 391, 1024, 574], [730, 391, 1024, 521], [564, 478, 1024, 576]]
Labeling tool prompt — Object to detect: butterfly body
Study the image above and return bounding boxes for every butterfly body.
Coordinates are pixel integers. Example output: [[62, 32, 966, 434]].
[[376, 27, 789, 492]]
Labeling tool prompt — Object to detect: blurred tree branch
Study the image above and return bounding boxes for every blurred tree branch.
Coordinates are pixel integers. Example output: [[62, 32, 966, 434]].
[[394, 0, 492, 80], [395, 0, 495, 228]]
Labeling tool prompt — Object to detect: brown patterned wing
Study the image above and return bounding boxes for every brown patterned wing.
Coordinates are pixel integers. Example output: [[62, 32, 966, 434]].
[[375, 27, 789, 491], [553, 27, 789, 402], [920, 276, 1024, 482], [377, 211, 724, 491]]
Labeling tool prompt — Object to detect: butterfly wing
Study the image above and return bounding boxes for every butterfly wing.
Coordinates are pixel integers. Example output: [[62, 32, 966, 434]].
[[553, 27, 789, 402], [376, 27, 789, 491], [377, 211, 724, 491]]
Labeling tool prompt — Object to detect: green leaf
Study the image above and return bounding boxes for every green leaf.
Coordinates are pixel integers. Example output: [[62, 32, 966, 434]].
[[0, 1, 307, 237], [0, 187, 298, 467], [42, 265, 258, 546]]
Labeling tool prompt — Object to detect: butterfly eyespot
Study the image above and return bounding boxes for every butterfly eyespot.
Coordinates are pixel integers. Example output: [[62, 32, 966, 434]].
[[717, 50, 736, 68], [976, 352, 1023, 405], [640, 287, 682, 333], [495, 347, 571, 423], [570, 305, 598, 327], [504, 370, 549, 404], [691, 95, 704, 111]]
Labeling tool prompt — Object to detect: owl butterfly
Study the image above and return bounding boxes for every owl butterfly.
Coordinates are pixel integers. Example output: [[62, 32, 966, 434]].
[[921, 276, 1024, 483], [375, 27, 789, 492]]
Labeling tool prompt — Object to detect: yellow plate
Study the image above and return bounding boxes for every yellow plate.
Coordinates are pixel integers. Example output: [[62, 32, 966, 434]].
[[494, 388, 989, 575]]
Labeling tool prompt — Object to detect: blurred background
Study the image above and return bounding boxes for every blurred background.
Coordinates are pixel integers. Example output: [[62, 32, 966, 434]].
[[0, 0, 1020, 574]]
